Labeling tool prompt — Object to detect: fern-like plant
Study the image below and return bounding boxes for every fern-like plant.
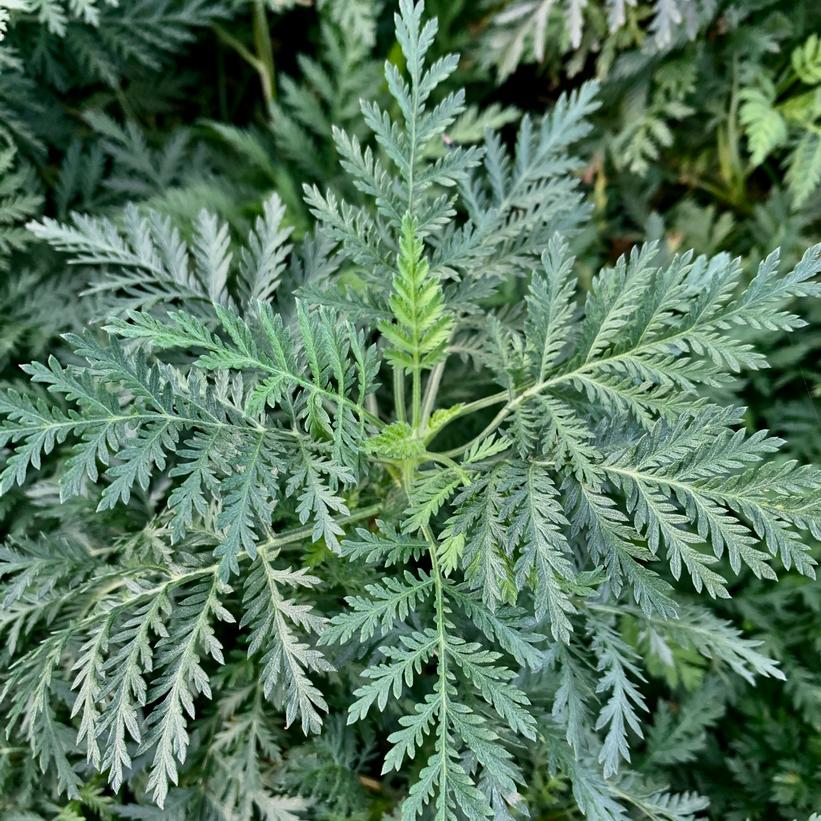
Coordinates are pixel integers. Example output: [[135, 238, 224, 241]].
[[0, 127, 41, 269], [480, 0, 715, 80], [740, 31, 821, 206], [1, 1, 820, 818]]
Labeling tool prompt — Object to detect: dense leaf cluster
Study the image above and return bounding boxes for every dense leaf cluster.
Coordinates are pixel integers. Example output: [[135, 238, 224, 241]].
[[0, 1, 819, 819]]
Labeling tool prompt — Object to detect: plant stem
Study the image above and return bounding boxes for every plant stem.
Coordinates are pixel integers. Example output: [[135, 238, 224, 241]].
[[257, 503, 382, 554], [423, 523, 450, 800], [394, 367, 406, 423], [423, 451, 471, 481], [366, 394, 380, 420], [420, 360, 446, 429], [213, 2, 276, 108], [438, 398, 513, 458], [411, 366, 422, 429], [448, 389, 509, 420], [252, 0, 276, 104]]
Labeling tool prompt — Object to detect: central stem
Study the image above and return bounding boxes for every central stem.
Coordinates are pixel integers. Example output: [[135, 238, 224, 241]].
[[394, 367, 407, 423], [400, 454, 449, 772], [424, 528, 449, 798], [411, 366, 422, 429]]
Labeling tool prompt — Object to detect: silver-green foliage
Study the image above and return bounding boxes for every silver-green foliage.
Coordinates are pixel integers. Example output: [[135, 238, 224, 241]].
[[1, 1, 820, 818], [0, 128, 41, 269], [482, 0, 714, 80]]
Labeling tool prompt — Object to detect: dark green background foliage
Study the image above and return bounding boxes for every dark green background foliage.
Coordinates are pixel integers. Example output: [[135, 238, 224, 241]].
[[0, 1, 819, 819]]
